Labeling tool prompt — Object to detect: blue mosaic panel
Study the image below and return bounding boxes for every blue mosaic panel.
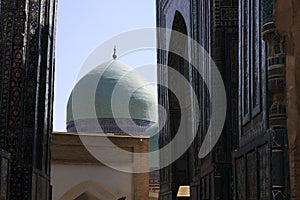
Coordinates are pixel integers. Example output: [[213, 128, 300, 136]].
[[263, 0, 274, 23]]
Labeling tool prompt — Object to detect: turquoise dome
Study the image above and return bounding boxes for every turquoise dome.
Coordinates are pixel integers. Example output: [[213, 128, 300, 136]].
[[66, 59, 157, 132]]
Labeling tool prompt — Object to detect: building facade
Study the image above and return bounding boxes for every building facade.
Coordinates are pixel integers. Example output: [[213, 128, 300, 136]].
[[0, 0, 57, 199], [157, 0, 238, 199], [51, 132, 150, 200], [157, 0, 300, 199]]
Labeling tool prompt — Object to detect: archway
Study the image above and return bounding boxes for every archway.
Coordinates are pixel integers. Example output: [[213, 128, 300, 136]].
[[74, 192, 101, 200], [167, 10, 191, 197], [58, 181, 118, 200]]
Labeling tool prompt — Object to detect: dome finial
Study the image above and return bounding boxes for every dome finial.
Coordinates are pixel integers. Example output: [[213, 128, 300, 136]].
[[112, 45, 117, 60]]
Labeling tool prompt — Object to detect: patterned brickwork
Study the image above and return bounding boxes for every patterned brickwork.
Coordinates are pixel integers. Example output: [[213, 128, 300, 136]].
[[67, 118, 154, 135], [157, 0, 238, 199], [0, 0, 57, 199], [262, 0, 290, 198], [233, 0, 290, 199]]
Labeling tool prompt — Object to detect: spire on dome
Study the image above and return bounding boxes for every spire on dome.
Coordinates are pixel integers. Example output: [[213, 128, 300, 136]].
[[112, 46, 117, 60]]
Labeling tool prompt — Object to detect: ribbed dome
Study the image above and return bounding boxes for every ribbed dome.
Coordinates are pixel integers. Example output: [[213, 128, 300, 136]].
[[66, 59, 157, 133]]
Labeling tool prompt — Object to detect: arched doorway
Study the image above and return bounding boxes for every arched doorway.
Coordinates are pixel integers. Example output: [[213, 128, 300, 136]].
[[58, 181, 117, 200], [74, 192, 101, 200]]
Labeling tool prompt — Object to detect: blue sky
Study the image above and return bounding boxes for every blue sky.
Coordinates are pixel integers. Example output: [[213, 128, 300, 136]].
[[54, 0, 157, 131]]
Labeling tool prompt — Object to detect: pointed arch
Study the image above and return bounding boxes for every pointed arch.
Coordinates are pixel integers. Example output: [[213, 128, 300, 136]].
[[168, 11, 189, 75], [171, 11, 188, 34], [58, 180, 118, 200], [167, 10, 190, 139], [168, 10, 190, 111], [167, 10, 191, 198], [74, 192, 100, 200]]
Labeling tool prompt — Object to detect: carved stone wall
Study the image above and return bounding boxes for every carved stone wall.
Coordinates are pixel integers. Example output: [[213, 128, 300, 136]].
[[0, 0, 57, 199]]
